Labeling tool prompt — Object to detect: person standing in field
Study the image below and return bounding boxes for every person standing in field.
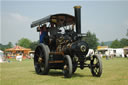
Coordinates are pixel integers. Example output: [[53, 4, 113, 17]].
[[16, 53, 23, 62]]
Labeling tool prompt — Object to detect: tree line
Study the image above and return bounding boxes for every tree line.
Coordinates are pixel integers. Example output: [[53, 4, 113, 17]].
[[0, 31, 128, 51], [0, 42, 13, 51], [110, 38, 128, 48], [0, 38, 38, 51]]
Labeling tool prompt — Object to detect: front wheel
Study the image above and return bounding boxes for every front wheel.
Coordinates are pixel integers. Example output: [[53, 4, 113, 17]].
[[72, 61, 77, 74], [90, 55, 102, 77], [63, 55, 72, 78]]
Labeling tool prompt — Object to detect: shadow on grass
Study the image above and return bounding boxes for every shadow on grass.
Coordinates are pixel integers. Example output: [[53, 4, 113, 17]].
[[72, 73, 92, 78], [49, 71, 63, 76], [30, 70, 93, 78], [49, 71, 93, 78], [30, 70, 37, 74]]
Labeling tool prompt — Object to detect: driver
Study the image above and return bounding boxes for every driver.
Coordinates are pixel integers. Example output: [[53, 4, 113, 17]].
[[40, 24, 47, 43]]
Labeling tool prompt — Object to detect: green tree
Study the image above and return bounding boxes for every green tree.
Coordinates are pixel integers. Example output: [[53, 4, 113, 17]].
[[110, 39, 121, 48], [17, 38, 32, 48], [30, 41, 39, 51], [120, 38, 128, 47], [0, 44, 5, 51], [100, 42, 105, 46], [82, 31, 99, 50], [126, 29, 128, 37], [8, 42, 13, 48], [0, 42, 13, 51]]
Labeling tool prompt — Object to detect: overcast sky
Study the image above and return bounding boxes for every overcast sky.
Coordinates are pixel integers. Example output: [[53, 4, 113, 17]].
[[1, 0, 128, 45]]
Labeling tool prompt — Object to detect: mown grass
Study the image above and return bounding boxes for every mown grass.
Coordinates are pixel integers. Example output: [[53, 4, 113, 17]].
[[1, 58, 128, 85]]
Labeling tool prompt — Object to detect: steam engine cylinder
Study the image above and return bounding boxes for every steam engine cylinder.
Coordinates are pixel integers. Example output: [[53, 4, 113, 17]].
[[64, 41, 89, 57]]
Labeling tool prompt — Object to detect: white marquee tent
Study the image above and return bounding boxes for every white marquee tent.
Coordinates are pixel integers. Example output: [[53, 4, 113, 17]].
[[0, 50, 4, 63]]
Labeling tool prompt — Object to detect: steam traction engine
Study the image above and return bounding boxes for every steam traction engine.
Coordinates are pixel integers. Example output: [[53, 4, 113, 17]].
[[31, 6, 102, 78]]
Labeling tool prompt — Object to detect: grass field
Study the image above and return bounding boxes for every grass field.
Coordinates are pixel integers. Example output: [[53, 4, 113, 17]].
[[1, 58, 128, 85]]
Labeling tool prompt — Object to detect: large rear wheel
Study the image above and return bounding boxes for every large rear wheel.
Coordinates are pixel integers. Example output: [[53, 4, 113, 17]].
[[34, 44, 50, 75]]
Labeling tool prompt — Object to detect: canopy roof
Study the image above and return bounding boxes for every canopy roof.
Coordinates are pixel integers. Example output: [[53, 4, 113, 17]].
[[5, 45, 31, 51], [97, 46, 108, 50], [124, 46, 128, 49], [31, 13, 75, 28]]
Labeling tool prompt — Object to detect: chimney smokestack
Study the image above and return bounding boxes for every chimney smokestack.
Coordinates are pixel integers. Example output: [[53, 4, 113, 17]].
[[74, 6, 81, 34]]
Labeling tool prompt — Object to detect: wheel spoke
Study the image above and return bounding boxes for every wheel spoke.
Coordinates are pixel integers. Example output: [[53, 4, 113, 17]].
[[35, 53, 40, 58], [37, 47, 43, 57], [92, 57, 99, 68], [35, 63, 41, 73], [94, 68, 97, 73], [40, 63, 45, 71], [95, 62, 99, 68]]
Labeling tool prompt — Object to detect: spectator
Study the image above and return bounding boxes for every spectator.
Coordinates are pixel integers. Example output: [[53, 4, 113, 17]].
[[16, 54, 22, 62]]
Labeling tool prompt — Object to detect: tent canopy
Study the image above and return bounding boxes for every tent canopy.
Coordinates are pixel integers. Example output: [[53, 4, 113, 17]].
[[0, 50, 4, 63], [124, 46, 128, 50], [5, 45, 31, 51]]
